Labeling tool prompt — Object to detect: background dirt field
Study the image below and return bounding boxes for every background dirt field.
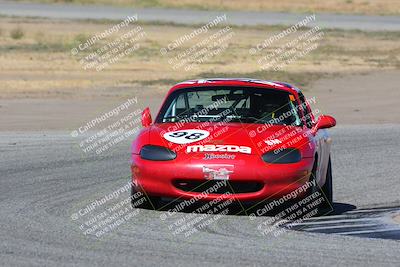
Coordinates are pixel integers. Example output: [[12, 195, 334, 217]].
[[0, 16, 399, 131]]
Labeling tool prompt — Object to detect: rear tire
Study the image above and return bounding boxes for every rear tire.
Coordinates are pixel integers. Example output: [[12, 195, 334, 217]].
[[131, 186, 160, 210]]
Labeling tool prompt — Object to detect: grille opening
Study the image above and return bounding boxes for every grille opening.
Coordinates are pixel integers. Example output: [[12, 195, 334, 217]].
[[173, 180, 263, 194]]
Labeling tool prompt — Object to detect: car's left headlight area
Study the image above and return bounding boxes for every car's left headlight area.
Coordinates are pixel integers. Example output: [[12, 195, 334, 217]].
[[140, 145, 177, 161], [262, 148, 301, 164]]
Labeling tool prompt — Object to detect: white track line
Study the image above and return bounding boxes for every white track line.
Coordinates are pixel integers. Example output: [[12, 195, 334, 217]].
[[337, 227, 400, 235], [287, 218, 378, 227], [303, 223, 379, 231], [346, 208, 398, 214]]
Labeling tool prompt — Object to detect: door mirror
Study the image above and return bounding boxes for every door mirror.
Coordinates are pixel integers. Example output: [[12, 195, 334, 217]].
[[314, 115, 336, 132], [141, 107, 152, 127]]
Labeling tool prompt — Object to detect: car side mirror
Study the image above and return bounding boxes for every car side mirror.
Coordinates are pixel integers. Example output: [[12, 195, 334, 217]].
[[313, 115, 336, 132], [141, 107, 152, 127]]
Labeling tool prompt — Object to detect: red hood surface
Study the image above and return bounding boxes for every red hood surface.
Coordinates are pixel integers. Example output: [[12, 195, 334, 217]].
[[147, 123, 315, 158]]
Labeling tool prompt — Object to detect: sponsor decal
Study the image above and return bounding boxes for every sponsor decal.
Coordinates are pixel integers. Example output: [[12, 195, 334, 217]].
[[203, 164, 234, 180], [204, 153, 236, 160], [265, 139, 282, 146], [163, 129, 210, 144], [187, 144, 252, 154]]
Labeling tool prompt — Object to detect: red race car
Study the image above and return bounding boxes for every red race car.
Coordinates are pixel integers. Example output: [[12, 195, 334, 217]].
[[131, 78, 336, 212]]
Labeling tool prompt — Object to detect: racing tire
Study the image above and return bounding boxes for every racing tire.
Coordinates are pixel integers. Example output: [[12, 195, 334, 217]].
[[308, 156, 333, 215], [320, 157, 333, 210]]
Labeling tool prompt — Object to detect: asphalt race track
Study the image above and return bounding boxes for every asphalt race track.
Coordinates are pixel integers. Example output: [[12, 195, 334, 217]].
[[0, 124, 399, 266]]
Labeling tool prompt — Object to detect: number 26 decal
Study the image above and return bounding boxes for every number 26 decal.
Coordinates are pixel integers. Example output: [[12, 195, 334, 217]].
[[163, 129, 210, 144]]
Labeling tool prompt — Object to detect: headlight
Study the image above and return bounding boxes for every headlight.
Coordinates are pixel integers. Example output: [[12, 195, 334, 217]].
[[262, 148, 301, 164], [140, 145, 176, 161]]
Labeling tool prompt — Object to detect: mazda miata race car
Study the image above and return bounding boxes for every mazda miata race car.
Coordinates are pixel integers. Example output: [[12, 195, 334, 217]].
[[131, 78, 336, 213]]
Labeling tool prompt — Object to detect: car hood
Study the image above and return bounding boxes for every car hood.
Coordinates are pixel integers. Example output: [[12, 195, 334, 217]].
[[147, 122, 315, 157]]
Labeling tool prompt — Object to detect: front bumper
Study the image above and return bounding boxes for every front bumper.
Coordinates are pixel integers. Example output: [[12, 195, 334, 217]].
[[131, 154, 314, 202]]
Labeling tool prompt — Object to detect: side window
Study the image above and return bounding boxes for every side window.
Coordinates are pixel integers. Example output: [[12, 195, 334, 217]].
[[288, 99, 302, 126], [298, 92, 313, 128]]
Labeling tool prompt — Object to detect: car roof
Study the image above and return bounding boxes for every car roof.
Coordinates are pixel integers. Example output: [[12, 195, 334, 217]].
[[168, 78, 301, 95]]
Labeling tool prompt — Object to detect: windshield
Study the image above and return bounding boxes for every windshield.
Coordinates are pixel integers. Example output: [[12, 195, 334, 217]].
[[156, 87, 302, 126]]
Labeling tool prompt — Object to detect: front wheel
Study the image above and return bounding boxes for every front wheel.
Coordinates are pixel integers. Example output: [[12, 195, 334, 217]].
[[308, 156, 333, 215], [320, 157, 333, 210]]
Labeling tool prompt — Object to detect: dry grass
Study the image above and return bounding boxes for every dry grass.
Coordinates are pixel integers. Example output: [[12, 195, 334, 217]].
[[0, 17, 399, 99], [20, 0, 400, 15], [9, 27, 24, 40]]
